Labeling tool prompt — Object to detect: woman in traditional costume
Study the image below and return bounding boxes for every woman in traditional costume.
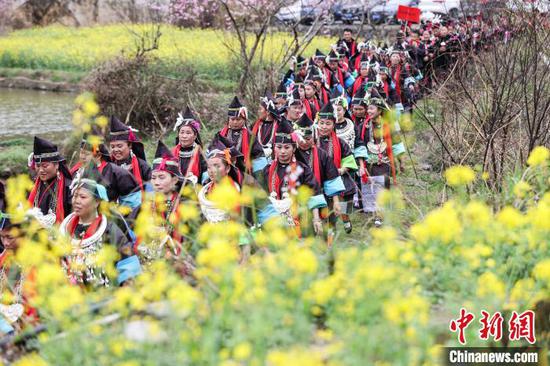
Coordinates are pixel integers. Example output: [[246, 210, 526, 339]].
[[0, 214, 37, 335], [72, 132, 142, 209], [303, 79, 320, 120], [172, 106, 208, 186], [316, 103, 358, 233], [59, 179, 141, 287], [27, 136, 72, 228], [218, 96, 267, 179], [251, 92, 280, 164], [333, 90, 357, 152], [198, 137, 243, 224], [355, 94, 397, 227], [134, 141, 188, 262], [294, 114, 345, 243], [108, 116, 151, 192], [259, 121, 326, 235]]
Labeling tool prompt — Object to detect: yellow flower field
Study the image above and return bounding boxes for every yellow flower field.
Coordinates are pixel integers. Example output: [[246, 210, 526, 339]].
[[0, 24, 333, 78], [1, 96, 548, 365]]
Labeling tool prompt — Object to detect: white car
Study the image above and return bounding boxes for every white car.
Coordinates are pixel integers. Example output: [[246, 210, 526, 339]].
[[417, 0, 462, 18], [507, 0, 549, 13], [370, 0, 416, 24], [275, 1, 303, 24], [275, 0, 332, 25]]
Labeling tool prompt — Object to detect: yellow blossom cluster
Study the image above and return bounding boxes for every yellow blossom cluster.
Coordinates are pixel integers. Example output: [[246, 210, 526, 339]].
[[1, 88, 548, 366]]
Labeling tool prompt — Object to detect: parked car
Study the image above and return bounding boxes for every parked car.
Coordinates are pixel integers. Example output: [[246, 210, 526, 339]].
[[335, 0, 384, 24], [275, 1, 303, 24], [275, 0, 337, 25], [301, 0, 335, 25], [370, 0, 416, 24], [416, 0, 462, 18], [507, 0, 549, 13]]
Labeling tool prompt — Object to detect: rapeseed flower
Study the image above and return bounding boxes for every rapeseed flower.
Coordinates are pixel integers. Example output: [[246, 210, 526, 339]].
[[496, 206, 525, 229], [410, 202, 462, 244], [476, 272, 506, 301], [526, 146, 549, 167], [513, 180, 531, 198], [233, 342, 252, 361], [444, 165, 475, 186], [208, 177, 241, 212], [267, 347, 324, 366], [13, 354, 49, 366], [533, 259, 550, 286]]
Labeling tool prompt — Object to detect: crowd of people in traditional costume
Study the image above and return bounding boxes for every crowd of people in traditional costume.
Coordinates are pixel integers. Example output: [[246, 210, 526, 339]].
[[1, 15, 517, 335]]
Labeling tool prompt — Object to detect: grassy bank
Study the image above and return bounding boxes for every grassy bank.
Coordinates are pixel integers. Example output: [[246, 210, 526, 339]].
[[0, 24, 334, 88]]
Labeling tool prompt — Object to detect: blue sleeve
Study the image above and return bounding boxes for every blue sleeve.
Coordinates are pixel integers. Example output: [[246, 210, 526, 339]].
[[354, 145, 368, 159], [404, 76, 416, 86], [116, 255, 142, 285], [344, 74, 355, 89], [0, 317, 14, 335], [119, 190, 142, 209], [252, 156, 268, 173], [144, 182, 154, 193], [201, 171, 209, 185], [258, 203, 279, 224], [307, 194, 327, 210], [323, 176, 345, 197]]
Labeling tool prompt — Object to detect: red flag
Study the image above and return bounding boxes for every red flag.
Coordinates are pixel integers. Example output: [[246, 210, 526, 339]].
[[396, 5, 421, 24]]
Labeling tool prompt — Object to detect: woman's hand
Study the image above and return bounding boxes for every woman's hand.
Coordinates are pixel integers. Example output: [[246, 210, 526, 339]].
[[313, 219, 323, 235], [332, 195, 342, 216]]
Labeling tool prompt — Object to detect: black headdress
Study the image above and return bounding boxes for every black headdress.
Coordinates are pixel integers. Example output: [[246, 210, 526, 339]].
[[108, 116, 147, 161]]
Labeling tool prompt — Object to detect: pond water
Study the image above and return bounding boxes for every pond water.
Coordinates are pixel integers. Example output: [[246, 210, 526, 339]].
[[0, 88, 76, 139]]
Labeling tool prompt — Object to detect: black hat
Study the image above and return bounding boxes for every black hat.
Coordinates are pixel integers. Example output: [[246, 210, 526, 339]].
[[367, 89, 388, 110], [314, 49, 326, 60], [359, 54, 373, 69], [33, 136, 65, 163], [327, 70, 341, 89], [174, 106, 199, 130], [327, 49, 341, 62], [294, 113, 314, 137], [80, 126, 111, 162], [364, 81, 378, 93], [206, 133, 245, 182], [108, 116, 147, 161], [228, 96, 248, 119], [287, 87, 302, 107], [306, 66, 324, 82], [274, 120, 295, 144], [318, 102, 336, 121], [260, 91, 280, 121], [207, 133, 243, 161], [81, 139, 112, 163], [329, 88, 345, 105], [275, 81, 288, 98], [109, 116, 139, 142], [295, 55, 308, 68], [350, 87, 368, 107], [152, 140, 183, 180], [378, 64, 389, 75], [32, 136, 72, 179]]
